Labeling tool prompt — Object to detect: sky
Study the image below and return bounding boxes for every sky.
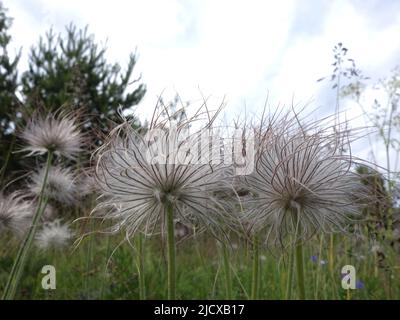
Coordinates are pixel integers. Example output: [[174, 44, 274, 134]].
[[3, 0, 400, 166]]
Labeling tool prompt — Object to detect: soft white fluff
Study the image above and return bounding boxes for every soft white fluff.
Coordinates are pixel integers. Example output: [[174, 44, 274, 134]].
[[94, 114, 234, 239], [36, 219, 73, 249], [0, 192, 33, 237], [29, 166, 79, 206], [20, 112, 83, 159], [241, 125, 372, 244]]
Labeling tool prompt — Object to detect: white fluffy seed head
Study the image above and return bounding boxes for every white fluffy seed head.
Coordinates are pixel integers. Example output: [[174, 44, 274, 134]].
[[29, 166, 79, 206], [241, 123, 374, 245], [35, 219, 73, 250], [20, 111, 83, 160], [0, 192, 33, 237], [94, 110, 235, 240]]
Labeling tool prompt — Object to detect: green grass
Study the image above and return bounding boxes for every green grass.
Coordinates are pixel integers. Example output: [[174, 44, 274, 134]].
[[0, 232, 399, 299]]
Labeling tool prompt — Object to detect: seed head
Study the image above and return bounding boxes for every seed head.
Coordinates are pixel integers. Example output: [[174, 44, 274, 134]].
[[94, 110, 234, 239], [20, 111, 83, 159], [29, 166, 79, 206], [35, 219, 73, 250], [241, 122, 373, 245], [0, 192, 33, 237]]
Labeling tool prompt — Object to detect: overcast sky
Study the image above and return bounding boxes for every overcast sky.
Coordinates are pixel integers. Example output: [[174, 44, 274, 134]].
[[3, 0, 400, 165]]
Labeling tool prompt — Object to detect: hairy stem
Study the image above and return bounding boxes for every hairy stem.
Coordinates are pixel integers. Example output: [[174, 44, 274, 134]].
[[251, 235, 260, 300], [222, 243, 233, 299], [329, 234, 334, 274], [285, 245, 295, 300], [136, 233, 146, 300], [84, 220, 95, 297], [100, 234, 111, 299], [166, 203, 176, 299], [295, 241, 306, 300], [2, 151, 53, 300]]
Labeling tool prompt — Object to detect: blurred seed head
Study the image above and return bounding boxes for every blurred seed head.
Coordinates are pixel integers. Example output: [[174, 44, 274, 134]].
[[0, 192, 33, 237], [35, 219, 73, 250], [20, 111, 83, 160], [33, 201, 56, 222], [29, 166, 79, 206], [371, 243, 383, 254], [77, 172, 99, 197]]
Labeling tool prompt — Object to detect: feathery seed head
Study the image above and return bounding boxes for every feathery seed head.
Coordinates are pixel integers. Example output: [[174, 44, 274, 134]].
[[35, 219, 73, 250], [29, 166, 79, 206], [20, 111, 83, 159], [241, 120, 373, 245], [94, 107, 235, 239], [0, 192, 33, 237]]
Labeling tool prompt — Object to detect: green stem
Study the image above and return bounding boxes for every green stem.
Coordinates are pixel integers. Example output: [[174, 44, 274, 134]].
[[295, 241, 306, 300], [84, 220, 94, 297], [2, 151, 53, 300], [136, 233, 146, 300], [251, 235, 260, 300], [222, 243, 233, 299], [166, 203, 176, 300], [329, 234, 334, 274], [285, 245, 294, 300], [314, 234, 324, 299], [100, 234, 111, 299]]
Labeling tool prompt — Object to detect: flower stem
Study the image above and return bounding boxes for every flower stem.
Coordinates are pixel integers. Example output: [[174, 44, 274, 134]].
[[2, 151, 53, 300], [100, 234, 111, 299], [314, 234, 325, 299], [295, 241, 306, 300], [329, 234, 334, 273], [166, 203, 176, 300], [222, 243, 233, 299], [285, 245, 294, 299], [251, 235, 260, 300], [136, 233, 146, 300], [84, 219, 94, 298]]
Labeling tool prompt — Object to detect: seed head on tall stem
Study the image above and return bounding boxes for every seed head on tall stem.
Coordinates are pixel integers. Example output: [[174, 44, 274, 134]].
[[93, 103, 236, 299], [238, 111, 379, 300], [242, 118, 373, 246], [3, 109, 84, 300], [94, 105, 235, 240], [20, 109, 84, 160]]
